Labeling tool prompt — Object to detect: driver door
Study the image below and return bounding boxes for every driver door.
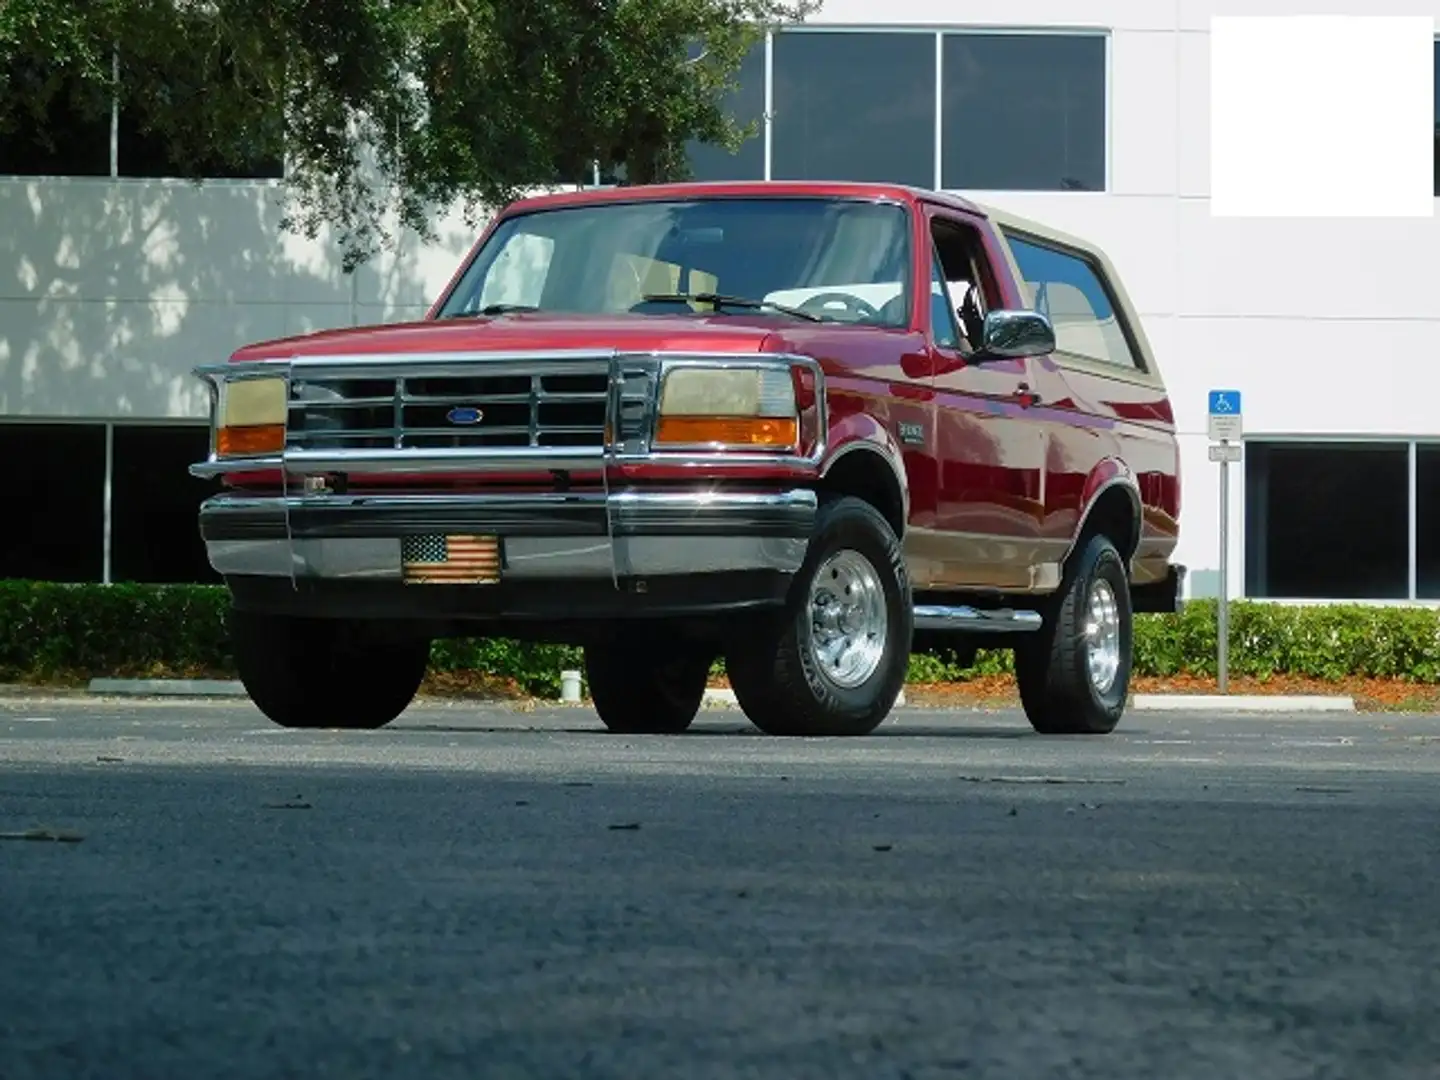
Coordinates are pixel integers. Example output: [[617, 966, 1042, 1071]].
[[921, 207, 1047, 590]]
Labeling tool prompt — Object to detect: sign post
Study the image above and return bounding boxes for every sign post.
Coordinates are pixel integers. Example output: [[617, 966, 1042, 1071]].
[[1207, 390, 1243, 694]]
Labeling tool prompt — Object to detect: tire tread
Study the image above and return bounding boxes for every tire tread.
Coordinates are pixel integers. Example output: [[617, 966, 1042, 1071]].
[[231, 612, 429, 730], [728, 496, 911, 737], [1016, 533, 1131, 735], [585, 638, 710, 735]]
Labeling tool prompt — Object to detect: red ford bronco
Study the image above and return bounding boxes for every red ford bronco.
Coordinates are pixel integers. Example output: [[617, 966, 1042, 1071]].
[[193, 181, 1183, 737]]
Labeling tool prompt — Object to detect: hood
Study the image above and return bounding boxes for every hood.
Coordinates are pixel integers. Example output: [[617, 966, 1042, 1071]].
[[230, 311, 783, 362]]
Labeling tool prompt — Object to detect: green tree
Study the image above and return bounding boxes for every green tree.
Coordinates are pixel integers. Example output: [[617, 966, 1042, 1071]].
[[0, 0, 813, 269]]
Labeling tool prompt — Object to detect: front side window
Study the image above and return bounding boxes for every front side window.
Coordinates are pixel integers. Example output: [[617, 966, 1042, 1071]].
[[929, 248, 960, 349], [438, 197, 913, 328], [1003, 232, 1139, 370]]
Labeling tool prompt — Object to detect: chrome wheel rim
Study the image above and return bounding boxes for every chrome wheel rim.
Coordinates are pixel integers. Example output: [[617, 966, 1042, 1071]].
[[807, 549, 888, 689], [1085, 578, 1122, 695]]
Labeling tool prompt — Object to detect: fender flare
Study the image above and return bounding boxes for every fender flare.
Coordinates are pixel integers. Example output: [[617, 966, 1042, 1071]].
[[819, 415, 911, 529], [1063, 460, 1143, 568]]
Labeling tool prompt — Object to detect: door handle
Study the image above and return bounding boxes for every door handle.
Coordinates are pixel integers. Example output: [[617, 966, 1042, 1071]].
[[1014, 383, 1041, 407]]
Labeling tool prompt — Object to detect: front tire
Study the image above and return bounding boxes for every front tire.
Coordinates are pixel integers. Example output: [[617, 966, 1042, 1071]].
[[727, 496, 912, 737], [229, 611, 430, 730], [584, 635, 713, 735], [1014, 532, 1133, 735]]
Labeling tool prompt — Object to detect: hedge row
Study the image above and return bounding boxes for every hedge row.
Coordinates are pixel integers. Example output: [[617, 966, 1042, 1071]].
[[3, 580, 1440, 694]]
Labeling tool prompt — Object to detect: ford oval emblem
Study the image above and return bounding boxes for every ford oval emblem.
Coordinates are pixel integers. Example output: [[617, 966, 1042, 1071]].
[[446, 406, 485, 426]]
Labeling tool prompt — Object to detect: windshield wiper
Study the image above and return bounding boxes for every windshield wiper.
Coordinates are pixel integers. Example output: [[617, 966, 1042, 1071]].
[[640, 292, 823, 323], [442, 303, 540, 319]]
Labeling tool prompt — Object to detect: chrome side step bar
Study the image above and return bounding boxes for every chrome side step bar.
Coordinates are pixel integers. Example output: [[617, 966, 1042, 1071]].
[[912, 605, 1043, 633]]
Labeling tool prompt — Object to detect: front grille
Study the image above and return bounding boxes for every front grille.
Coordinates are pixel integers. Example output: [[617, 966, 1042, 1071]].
[[287, 365, 612, 451]]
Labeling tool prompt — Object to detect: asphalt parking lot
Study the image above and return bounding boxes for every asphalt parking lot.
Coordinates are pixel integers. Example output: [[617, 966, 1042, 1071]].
[[2, 697, 1438, 1080]]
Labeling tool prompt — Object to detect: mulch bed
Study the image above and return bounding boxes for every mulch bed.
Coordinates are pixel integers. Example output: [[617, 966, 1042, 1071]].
[[901, 673, 1440, 713], [414, 670, 1440, 713], [11, 666, 1435, 713], [709, 671, 1440, 712]]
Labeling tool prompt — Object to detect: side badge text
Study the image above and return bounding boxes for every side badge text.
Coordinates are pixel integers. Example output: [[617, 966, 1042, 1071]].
[[898, 421, 925, 446]]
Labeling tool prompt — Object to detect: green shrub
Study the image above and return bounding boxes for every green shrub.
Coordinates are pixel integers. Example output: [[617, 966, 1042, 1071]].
[[0, 581, 232, 682], [3, 581, 1440, 692], [429, 637, 582, 698], [1133, 600, 1440, 682]]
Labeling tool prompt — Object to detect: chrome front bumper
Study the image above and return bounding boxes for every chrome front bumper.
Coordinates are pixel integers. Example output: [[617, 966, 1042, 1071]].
[[200, 488, 817, 583]]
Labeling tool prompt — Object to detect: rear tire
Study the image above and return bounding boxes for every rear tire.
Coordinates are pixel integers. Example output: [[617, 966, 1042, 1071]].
[[727, 496, 911, 737], [230, 611, 430, 730], [1014, 532, 1132, 735], [584, 635, 713, 735]]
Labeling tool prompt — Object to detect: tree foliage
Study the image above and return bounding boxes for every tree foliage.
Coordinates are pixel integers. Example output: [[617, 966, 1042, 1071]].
[[0, 0, 815, 268]]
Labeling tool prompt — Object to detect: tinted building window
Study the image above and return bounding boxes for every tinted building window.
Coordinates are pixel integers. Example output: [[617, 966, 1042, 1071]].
[[0, 424, 105, 581], [1244, 442, 1408, 600], [687, 43, 766, 182], [1414, 444, 1440, 598], [1433, 40, 1439, 196], [0, 62, 111, 177], [941, 33, 1106, 192], [111, 426, 220, 584], [771, 31, 936, 189], [117, 113, 284, 180], [116, 53, 284, 179]]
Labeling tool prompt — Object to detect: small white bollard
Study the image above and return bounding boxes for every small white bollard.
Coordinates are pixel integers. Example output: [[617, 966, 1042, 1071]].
[[559, 669, 583, 703]]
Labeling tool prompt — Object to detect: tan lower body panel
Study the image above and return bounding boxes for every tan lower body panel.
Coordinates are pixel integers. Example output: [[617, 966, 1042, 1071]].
[[904, 527, 1066, 593]]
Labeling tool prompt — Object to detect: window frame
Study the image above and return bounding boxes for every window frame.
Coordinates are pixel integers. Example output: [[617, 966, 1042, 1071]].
[[0, 418, 222, 586], [108, 420, 221, 585], [924, 206, 1005, 354], [688, 24, 1110, 194], [1242, 438, 1411, 602], [937, 27, 1110, 193], [993, 223, 1151, 381], [927, 244, 962, 350], [1238, 434, 1440, 606], [433, 192, 918, 326], [0, 48, 285, 183], [767, 26, 941, 190]]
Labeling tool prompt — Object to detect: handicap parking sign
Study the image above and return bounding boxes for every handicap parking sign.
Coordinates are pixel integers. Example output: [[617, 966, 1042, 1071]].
[[1207, 390, 1242, 441], [1208, 390, 1241, 416]]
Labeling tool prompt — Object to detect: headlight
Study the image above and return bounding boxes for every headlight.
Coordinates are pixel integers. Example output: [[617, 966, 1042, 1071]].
[[654, 366, 798, 450], [215, 376, 287, 457]]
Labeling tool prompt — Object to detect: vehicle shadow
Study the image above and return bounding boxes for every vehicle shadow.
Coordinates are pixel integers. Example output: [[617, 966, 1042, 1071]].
[[396, 721, 1041, 739]]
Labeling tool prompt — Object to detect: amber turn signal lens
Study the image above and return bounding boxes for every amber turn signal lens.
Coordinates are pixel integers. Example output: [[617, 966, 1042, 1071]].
[[654, 416, 798, 449], [216, 424, 285, 457]]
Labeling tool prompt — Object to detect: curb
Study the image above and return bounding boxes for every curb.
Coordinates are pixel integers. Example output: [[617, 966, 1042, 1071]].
[[703, 688, 906, 708], [0, 685, 92, 698], [0, 682, 1355, 714], [1131, 693, 1355, 713], [34, 680, 912, 708], [86, 678, 249, 698]]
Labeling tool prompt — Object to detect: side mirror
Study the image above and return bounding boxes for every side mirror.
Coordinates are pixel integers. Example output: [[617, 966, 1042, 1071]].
[[973, 309, 1055, 361]]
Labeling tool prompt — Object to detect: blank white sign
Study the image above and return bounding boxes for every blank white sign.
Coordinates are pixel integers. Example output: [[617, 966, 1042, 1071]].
[[1210, 16, 1434, 218]]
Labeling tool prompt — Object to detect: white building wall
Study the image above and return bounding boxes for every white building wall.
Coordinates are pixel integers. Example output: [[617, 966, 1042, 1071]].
[[3, 0, 1439, 597], [862, 0, 1440, 601], [0, 179, 484, 420]]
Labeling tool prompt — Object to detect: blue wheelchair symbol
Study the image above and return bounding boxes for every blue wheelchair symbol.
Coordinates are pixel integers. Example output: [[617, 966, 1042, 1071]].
[[1208, 390, 1241, 415]]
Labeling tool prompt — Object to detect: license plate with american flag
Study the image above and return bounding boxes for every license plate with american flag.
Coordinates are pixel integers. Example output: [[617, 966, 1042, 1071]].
[[400, 534, 501, 585]]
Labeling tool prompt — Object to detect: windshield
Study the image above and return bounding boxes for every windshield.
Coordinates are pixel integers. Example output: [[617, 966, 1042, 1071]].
[[436, 197, 914, 327]]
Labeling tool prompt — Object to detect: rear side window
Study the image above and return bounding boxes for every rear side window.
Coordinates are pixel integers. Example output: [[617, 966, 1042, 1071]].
[[1003, 233, 1141, 371]]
